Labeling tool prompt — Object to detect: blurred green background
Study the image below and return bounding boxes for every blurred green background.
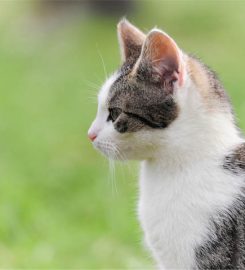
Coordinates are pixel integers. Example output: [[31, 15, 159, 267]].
[[0, 1, 245, 268]]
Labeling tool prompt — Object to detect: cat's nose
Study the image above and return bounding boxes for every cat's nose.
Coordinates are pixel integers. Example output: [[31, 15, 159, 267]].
[[88, 132, 97, 142], [88, 120, 100, 142]]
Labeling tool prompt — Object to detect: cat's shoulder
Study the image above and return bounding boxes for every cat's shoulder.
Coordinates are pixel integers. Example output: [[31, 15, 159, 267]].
[[223, 142, 245, 174]]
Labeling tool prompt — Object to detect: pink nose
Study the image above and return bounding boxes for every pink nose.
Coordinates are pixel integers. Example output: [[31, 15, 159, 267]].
[[88, 132, 97, 142]]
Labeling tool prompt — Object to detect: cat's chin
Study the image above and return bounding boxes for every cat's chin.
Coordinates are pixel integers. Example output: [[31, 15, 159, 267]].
[[100, 150, 126, 161], [93, 141, 127, 161], [93, 139, 154, 161]]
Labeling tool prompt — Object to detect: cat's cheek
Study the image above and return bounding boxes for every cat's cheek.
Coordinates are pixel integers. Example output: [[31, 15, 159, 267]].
[[93, 122, 152, 160], [92, 125, 117, 150]]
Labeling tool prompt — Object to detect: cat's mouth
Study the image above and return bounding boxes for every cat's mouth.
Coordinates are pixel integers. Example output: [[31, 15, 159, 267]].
[[94, 140, 125, 160]]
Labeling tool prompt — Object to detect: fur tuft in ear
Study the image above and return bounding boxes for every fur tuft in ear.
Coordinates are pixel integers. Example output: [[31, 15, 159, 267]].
[[138, 29, 184, 89], [117, 19, 145, 62]]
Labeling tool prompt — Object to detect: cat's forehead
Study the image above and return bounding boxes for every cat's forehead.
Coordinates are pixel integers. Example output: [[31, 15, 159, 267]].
[[107, 75, 139, 108], [98, 65, 136, 108], [107, 70, 170, 109], [98, 55, 137, 102]]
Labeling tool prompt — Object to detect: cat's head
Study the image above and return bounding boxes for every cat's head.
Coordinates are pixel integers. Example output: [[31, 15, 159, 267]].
[[88, 19, 231, 161]]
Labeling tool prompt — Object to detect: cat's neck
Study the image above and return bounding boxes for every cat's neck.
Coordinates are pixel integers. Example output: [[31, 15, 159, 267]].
[[145, 112, 243, 169]]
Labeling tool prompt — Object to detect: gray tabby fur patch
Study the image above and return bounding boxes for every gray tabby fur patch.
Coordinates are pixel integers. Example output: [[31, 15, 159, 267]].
[[107, 59, 178, 133], [195, 143, 245, 269]]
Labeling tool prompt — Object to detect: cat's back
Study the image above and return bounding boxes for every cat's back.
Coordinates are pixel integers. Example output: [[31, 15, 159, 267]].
[[196, 142, 245, 269], [224, 142, 245, 174]]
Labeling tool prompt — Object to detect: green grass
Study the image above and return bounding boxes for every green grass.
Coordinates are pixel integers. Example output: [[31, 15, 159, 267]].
[[0, 1, 245, 268]]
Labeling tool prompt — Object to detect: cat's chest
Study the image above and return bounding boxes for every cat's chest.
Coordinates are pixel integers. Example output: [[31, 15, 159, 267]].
[[138, 161, 239, 269]]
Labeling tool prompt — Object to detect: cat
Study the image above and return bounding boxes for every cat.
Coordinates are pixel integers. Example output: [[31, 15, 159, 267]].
[[88, 19, 245, 269]]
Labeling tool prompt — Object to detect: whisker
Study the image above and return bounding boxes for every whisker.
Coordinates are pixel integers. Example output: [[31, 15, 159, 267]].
[[98, 140, 136, 194], [110, 143, 132, 183], [109, 159, 118, 196], [86, 96, 98, 104], [83, 79, 101, 90], [102, 141, 118, 195], [94, 74, 104, 86], [96, 45, 108, 80]]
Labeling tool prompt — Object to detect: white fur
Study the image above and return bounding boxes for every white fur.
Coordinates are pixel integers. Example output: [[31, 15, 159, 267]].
[[137, 73, 243, 268], [88, 73, 117, 138], [89, 58, 244, 269], [139, 160, 244, 269]]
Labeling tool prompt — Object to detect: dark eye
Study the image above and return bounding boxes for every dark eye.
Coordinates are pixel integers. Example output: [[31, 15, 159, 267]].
[[107, 108, 122, 122]]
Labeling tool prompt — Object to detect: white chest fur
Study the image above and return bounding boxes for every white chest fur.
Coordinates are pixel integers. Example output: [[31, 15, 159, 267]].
[[138, 159, 242, 269]]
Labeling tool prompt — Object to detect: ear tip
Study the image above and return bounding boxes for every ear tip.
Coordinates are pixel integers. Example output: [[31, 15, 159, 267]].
[[148, 28, 167, 38], [147, 28, 175, 44], [117, 17, 130, 30]]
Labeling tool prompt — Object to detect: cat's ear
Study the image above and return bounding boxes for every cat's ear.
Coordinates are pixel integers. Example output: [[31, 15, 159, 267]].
[[137, 29, 185, 88], [117, 19, 146, 62]]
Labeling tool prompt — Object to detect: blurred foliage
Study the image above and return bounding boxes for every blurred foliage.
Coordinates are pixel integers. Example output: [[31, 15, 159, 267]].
[[0, 1, 245, 268]]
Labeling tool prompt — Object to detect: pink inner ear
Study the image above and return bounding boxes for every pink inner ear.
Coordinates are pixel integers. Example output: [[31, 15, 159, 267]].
[[142, 31, 184, 87]]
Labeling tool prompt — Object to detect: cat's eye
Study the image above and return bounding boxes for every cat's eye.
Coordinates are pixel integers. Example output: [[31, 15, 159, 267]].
[[107, 108, 122, 122]]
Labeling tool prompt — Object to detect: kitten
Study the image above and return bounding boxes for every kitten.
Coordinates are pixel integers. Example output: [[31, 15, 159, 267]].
[[88, 19, 245, 269]]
